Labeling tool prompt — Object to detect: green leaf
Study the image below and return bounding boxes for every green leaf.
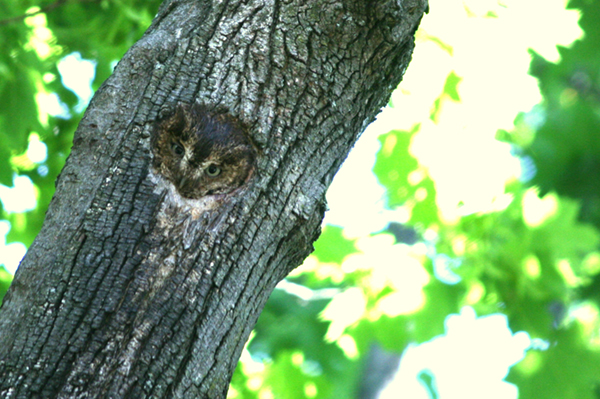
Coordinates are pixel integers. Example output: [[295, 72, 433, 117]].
[[524, 0, 600, 229], [0, 267, 13, 305], [0, 146, 12, 186], [373, 127, 439, 227], [313, 225, 357, 264], [442, 71, 462, 102], [264, 351, 333, 399], [251, 289, 346, 375], [508, 324, 600, 399]]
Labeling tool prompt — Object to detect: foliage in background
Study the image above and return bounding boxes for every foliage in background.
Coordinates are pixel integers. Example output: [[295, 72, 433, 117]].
[[0, 0, 161, 247], [1, 1, 599, 398]]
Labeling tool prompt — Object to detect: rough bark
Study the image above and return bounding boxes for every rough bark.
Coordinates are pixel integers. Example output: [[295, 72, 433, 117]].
[[0, 0, 427, 397]]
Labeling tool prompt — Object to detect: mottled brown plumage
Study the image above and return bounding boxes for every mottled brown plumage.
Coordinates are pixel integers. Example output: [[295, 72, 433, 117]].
[[152, 103, 255, 199]]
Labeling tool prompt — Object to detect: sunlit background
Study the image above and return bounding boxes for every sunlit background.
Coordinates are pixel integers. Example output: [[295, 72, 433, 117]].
[[1, 0, 598, 398]]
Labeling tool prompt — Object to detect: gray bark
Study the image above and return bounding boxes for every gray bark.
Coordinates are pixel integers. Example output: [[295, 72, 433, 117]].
[[0, 0, 427, 397]]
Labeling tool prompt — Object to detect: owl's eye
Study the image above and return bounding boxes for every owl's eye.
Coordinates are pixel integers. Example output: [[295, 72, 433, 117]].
[[171, 141, 185, 156], [206, 164, 222, 177]]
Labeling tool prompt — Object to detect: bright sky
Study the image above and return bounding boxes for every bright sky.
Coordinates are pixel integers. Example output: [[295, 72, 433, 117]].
[[384, 308, 531, 399]]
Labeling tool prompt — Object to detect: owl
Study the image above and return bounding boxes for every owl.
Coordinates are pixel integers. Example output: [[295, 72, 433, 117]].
[[152, 103, 256, 199]]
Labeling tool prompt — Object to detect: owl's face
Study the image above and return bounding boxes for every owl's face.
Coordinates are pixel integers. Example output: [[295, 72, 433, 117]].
[[152, 104, 255, 199]]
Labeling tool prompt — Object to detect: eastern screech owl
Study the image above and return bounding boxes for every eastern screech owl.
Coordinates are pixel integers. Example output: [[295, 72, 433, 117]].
[[152, 103, 256, 199]]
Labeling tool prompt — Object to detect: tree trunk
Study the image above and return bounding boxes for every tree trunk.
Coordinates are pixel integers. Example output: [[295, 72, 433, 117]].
[[0, 0, 427, 397]]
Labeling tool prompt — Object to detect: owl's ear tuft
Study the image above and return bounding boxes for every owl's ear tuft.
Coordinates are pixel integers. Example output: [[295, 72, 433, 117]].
[[158, 103, 191, 136], [171, 104, 189, 133]]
